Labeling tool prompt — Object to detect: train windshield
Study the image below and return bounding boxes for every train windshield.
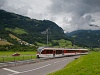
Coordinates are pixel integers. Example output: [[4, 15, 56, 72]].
[[37, 46, 46, 52]]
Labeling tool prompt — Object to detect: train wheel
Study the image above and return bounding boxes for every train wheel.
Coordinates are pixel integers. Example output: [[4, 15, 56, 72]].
[[37, 55, 40, 58]]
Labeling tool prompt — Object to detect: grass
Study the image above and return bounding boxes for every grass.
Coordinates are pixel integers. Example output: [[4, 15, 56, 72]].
[[5, 27, 27, 34], [0, 51, 36, 62], [53, 39, 72, 48], [36, 39, 74, 48], [48, 52, 100, 75], [13, 27, 27, 34], [0, 41, 12, 45], [9, 34, 20, 40]]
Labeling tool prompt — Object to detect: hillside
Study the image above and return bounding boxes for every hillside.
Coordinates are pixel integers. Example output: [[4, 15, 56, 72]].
[[0, 40, 12, 45], [66, 30, 100, 48], [0, 9, 66, 45]]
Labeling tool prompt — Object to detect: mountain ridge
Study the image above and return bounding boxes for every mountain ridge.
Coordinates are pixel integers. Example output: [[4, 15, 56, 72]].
[[0, 9, 66, 45], [66, 30, 100, 48]]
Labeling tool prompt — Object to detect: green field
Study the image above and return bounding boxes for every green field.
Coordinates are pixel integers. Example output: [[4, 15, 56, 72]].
[[5, 27, 27, 35], [48, 52, 100, 75], [36, 39, 79, 48], [0, 51, 36, 62], [0, 41, 12, 45]]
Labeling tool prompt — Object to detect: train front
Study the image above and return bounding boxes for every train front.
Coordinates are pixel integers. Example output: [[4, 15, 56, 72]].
[[37, 47, 44, 58]]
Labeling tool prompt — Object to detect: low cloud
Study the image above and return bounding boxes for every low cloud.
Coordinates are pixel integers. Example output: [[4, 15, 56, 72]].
[[0, 0, 100, 32], [49, 0, 100, 32], [0, 0, 7, 8]]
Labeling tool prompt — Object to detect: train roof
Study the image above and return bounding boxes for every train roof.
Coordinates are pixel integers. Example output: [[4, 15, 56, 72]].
[[37, 47, 88, 52], [44, 48, 88, 50]]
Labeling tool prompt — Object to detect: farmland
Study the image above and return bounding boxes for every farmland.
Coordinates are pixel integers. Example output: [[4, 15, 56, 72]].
[[48, 52, 100, 75], [0, 40, 11, 45]]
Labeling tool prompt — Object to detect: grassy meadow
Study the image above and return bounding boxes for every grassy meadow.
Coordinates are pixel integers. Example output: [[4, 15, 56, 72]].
[[5, 27, 27, 35], [36, 39, 80, 48], [0, 41, 11, 45], [0, 51, 36, 62], [48, 52, 100, 75]]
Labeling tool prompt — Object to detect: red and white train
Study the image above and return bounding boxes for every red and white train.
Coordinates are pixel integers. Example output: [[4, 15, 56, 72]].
[[37, 47, 88, 58]]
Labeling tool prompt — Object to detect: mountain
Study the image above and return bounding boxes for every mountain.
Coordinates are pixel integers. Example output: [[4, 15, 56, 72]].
[[0, 9, 66, 45], [66, 30, 100, 48]]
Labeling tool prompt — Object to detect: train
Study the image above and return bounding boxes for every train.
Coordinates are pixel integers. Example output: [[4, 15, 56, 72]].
[[36, 47, 88, 58]]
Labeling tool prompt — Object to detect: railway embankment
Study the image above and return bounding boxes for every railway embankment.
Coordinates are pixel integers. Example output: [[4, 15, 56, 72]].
[[48, 52, 100, 75]]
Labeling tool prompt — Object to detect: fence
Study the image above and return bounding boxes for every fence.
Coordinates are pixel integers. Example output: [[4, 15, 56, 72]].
[[0, 56, 52, 68], [0, 55, 36, 63]]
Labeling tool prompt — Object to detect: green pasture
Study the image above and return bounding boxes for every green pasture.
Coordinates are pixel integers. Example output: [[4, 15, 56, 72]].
[[0, 51, 36, 62], [5, 27, 27, 35], [48, 52, 100, 75], [36, 39, 76, 48]]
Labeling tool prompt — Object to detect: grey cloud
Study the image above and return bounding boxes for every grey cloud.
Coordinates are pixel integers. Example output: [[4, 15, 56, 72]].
[[0, 0, 100, 32], [0, 0, 7, 8], [49, 0, 100, 31], [0, 0, 32, 16], [50, 0, 100, 15], [0, 0, 50, 20]]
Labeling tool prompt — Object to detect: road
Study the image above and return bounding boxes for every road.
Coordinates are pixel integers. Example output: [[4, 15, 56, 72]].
[[0, 56, 80, 75]]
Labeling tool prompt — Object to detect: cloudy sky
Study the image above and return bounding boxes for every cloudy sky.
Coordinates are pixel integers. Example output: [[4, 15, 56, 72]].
[[0, 0, 100, 32]]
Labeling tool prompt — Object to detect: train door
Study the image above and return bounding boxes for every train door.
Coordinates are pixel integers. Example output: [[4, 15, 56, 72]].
[[53, 50, 55, 57], [55, 50, 62, 57], [62, 50, 64, 55], [56, 50, 62, 54]]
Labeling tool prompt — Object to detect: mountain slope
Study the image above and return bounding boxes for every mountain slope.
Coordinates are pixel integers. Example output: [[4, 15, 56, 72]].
[[0, 9, 66, 45], [66, 30, 100, 48], [0, 40, 12, 45]]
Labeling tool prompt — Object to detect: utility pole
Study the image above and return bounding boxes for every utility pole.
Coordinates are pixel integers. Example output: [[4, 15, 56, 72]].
[[46, 29, 48, 47], [72, 35, 76, 48]]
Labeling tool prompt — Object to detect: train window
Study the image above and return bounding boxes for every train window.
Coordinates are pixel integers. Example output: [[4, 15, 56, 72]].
[[82, 51, 86, 53], [67, 50, 70, 53], [50, 50, 53, 54], [64, 50, 67, 53], [45, 50, 53, 54], [56, 50, 62, 54], [73, 50, 76, 53], [67, 50, 74, 53], [41, 50, 46, 54], [46, 50, 49, 54]]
